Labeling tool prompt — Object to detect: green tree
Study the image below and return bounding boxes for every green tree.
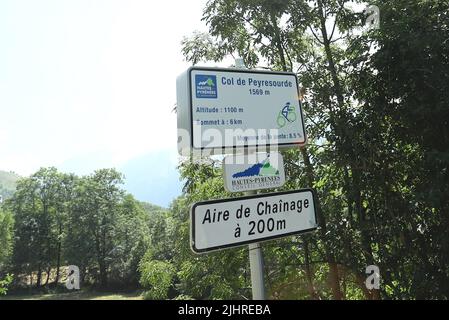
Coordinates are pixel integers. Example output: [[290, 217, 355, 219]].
[[6, 167, 151, 291], [0, 207, 14, 271], [177, 0, 449, 300], [0, 274, 13, 296], [109, 194, 150, 287], [348, 0, 449, 298], [66, 169, 125, 288], [7, 168, 71, 287], [65, 169, 150, 288], [139, 251, 175, 300]]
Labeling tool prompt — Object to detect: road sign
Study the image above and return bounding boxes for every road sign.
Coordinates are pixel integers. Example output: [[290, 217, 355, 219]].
[[190, 189, 317, 254], [177, 67, 307, 154], [223, 152, 285, 193]]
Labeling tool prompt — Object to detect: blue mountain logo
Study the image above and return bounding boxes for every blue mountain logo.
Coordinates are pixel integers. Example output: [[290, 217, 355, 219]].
[[195, 75, 217, 99], [232, 157, 279, 178], [198, 78, 215, 86]]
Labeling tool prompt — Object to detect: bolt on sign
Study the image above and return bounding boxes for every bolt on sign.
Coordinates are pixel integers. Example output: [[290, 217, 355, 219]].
[[176, 67, 307, 155], [223, 152, 286, 193], [190, 189, 317, 254]]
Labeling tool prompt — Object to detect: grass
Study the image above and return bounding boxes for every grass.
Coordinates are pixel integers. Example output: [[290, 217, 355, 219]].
[[1, 290, 144, 300], [1, 266, 145, 300]]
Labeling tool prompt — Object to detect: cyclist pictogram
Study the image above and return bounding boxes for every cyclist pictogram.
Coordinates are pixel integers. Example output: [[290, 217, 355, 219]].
[[277, 102, 297, 128]]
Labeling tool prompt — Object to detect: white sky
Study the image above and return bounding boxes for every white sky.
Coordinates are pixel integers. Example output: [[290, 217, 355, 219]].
[[0, 0, 210, 176]]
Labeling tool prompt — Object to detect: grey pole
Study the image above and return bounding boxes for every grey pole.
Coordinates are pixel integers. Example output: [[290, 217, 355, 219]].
[[235, 57, 266, 300], [243, 157, 266, 300], [247, 203, 266, 300]]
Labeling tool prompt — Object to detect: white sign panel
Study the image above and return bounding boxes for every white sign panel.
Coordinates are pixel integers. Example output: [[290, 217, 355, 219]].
[[177, 67, 307, 154], [191, 189, 317, 253], [223, 152, 285, 193]]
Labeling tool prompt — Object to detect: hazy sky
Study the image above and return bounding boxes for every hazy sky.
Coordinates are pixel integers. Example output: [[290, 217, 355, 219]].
[[0, 0, 213, 205], [0, 0, 210, 173]]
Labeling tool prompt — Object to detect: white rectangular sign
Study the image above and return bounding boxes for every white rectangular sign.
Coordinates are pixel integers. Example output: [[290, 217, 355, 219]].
[[223, 152, 285, 193], [177, 67, 307, 154], [190, 189, 317, 253]]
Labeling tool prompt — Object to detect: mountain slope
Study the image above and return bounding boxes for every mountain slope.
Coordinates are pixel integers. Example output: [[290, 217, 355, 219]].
[[0, 170, 20, 200], [120, 150, 182, 208]]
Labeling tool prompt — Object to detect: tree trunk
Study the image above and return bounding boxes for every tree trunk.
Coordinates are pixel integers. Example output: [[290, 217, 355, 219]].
[[353, 168, 381, 300], [301, 148, 344, 299], [101, 227, 108, 288], [270, 11, 288, 70], [316, 0, 345, 109], [36, 264, 42, 288], [355, 272, 374, 300], [54, 223, 63, 285], [99, 261, 108, 289], [95, 231, 108, 289], [44, 266, 51, 286], [303, 238, 320, 299]]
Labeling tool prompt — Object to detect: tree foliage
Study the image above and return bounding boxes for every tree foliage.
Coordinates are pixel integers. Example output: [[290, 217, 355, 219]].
[[173, 0, 449, 300], [139, 252, 175, 300], [3, 168, 152, 290], [0, 208, 14, 269]]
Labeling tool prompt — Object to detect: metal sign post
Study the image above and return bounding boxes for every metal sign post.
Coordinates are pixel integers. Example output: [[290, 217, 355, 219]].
[[243, 145, 266, 300], [249, 241, 265, 300], [247, 189, 266, 300], [238, 56, 266, 299]]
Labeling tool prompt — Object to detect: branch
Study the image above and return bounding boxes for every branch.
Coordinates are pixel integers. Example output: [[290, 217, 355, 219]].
[[329, 2, 345, 41], [309, 26, 324, 45]]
